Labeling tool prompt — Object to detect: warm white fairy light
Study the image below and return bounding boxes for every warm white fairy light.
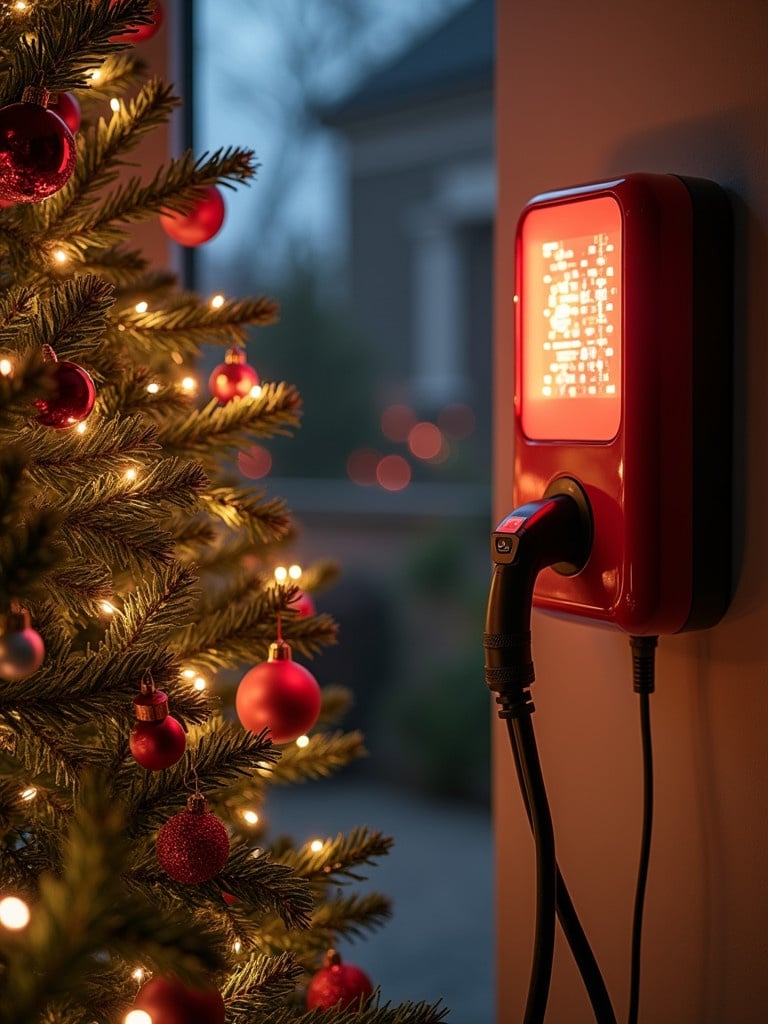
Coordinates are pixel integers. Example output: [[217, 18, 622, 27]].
[[233, 939, 242, 954], [181, 668, 195, 679], [171, 351, 183, 365], [146, 382, 160, 394], [124, 467, 138, 482], [100, 601, 116, 615], [135, 301, 148, 314], [0, 896, 30, 930], [273, 566, 288, 584], [0, 358, 13, 376], [193, 675, 206, 691], [124, 1012, 151, 1024], [180, 375, 197, 394], [250, 384, 262, 398], [14, 2, 28, 11], [288, 564, 302, 580], [210, 293, 225, 309], [241, 809, 259, 826], [109, 98, 121, 113], [309, 839, 324, 853], [295, 735, 310, 749], [131, 968, 146, 983], [90, 67, 102, 83], [53, 249, 68, 264], [20, 787, 37, 801], [76, 421, 87, 434]]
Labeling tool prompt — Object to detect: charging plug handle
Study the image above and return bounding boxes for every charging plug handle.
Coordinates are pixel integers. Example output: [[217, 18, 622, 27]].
[[484, 480, 592, 713]]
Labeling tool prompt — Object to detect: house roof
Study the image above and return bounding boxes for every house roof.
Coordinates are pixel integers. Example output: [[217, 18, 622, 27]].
[[323, 0, 494, 126]]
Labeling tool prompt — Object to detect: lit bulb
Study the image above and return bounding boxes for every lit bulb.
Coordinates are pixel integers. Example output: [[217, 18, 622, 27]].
[[100, 601, 116, 615], [131, 968, 146, 983], [110, 98, 121, 113], [125, 1012, 152, 1024], [14, 2, 28, 11], [0, 358, 13, 376], [90, 68, 102, 83], [193, 675, 206, 691], [309, 839, 324, 853], [288, 564, 302, 580], [75, 421, 87, 434], [20, 787, 37, 801], [135, 301, 148, 314], [181, 668, 195, 679], [180, 376, 197, 394], [124, 467, 138, 482], [53, 249, 68, 264], [146, 382, 160, 394], [242, 809, 259, 826], [233, 940, 242, 953], [295, 735, 310, 749], [0, 896, 30, 930], [210, 294, 225, 309], [274, 566, 288, 584], [249, 384, 262, 398]]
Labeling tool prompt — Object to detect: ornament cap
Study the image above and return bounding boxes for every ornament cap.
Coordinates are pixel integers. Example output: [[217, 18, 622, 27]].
[[21, 85, 51, 108], [324, 948, 342, 968], [5, 608, 31, 632], [268, 639, 293, 662], [186, 792, 209, 814], [134, 686, 170, 722], [224, 347, 246, 365]]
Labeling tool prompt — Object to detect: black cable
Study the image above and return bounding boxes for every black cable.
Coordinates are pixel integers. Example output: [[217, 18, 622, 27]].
[[507, 711, 557, 1024], [507, 719, 618, 1024], [628, 636, 657, 1024]]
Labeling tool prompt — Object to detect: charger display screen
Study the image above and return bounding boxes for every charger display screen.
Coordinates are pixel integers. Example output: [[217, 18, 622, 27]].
[[519, 194, 623, 441]]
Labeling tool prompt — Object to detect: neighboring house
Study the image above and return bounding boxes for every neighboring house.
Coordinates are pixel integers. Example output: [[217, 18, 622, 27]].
[[322, 0, 495, 473]]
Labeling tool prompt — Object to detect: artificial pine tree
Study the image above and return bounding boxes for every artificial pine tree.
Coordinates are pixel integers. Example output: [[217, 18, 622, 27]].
[[0, 2, 448, 1022]]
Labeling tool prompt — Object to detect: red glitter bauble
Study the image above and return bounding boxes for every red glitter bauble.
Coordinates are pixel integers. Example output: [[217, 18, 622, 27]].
[[156, 794, 229, 884], [130, 717, 186, 770], [209, 348, 260, 404], [132, 974, 225, 1024], [0, 97, 76, 203], [34, 359, 95, 429], [306, 950, 374, 1011], [109, 0, 164, 43], [236, 641, 321, 744], [159, 185, 225, 246], [49, 92, 81, 134], [0, 611, 44, 681]]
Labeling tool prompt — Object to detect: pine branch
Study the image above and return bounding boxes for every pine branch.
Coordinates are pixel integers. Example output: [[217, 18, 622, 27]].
[[77, 51, 149, 104], [199, 486, 292, 545], [275, 827, 394, 885], [269, 731, 367, 785], [310, 891, 393, 945], [24, 274, 115, 362], [223, 953, 304, 1011], [258, 999, 448, 1024]]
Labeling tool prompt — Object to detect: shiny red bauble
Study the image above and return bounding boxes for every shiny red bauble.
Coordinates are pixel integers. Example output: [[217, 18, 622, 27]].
[[156, 794, 229, 884], [208, 348, 260, 404], [236, 641, 321, 744], [159, 185, 225, 246], [0, 611, 44, 681], [109, 0, 164, 44], [132, 974, 225, 1024], [130, 717, 186, 770], [306, 950, 374, 1011], [34, 359, 95, 429], [49, 92, 81, 134], [0, 97, 76, 203]]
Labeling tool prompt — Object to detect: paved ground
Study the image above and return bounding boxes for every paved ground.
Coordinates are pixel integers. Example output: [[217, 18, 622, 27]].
[[265, 777, 494, 1023]]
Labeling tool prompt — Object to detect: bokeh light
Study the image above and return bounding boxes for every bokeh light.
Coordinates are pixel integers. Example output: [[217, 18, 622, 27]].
[[381, 403, 417, 442], [238, 445, 272, 480], [346, 447, 380, 486], [407, 421, 443, 460], [376, 454, 411, 491]]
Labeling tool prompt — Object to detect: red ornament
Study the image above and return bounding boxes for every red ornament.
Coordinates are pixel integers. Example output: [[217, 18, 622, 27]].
[[132, 974, 225, 1024], [49, 92, 81, 134], [0, 87, 76, 204], [236, 639, 321, 744], [0, 609, 44, 681], [306, 949, 374, 1011], [109, 0, 164, 44], [156, 793, 229, 884], [129, 673, 186, 770], [290, 589, 316, 617], [34, 348, 95, 429], [159, 185, 225, 246], [208, 347, 260, 404]]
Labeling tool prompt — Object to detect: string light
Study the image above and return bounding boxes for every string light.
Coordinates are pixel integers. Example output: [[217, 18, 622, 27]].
[[193, 675, 206, 691], [309, 839, 324, 853], [250, 383, 262, 398], [295, 735, 310, 749], [135, 301, 148, 314], [100, 601, 116, 615], [210, 293, 225, 309], [288, 564, 302, 580], [241, 809, 259, 826], [180, 376, 197, 394], [124, 1012, 151, 1024], [0, 896, 30, 930], [75, 421, 87, 434], [109, 98, 121, 113], [273, 566, 288, 584], [0, 358, 13, 376], [14, 2, 28, 11], [124, 467, 138, 482], [131, 968, 146, 983], [53, 249, 68, 264], [20, 787, 37, 801], [146, 382, 160, 394]]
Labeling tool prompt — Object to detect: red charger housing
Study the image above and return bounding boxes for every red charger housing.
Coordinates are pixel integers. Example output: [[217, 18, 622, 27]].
[[513, 173, 732, 634]]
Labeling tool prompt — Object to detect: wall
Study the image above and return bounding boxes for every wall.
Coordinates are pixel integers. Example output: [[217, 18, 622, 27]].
[[494, 1, 768, 1022]]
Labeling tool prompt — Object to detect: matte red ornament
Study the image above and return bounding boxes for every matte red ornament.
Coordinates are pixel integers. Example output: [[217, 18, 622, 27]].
[[49, 92, 81, 135], [130, 673, 186, 770], [291, 588, 316, 617], [132, 974, 225, 1024], [156, 793, 229, 884], [208, 347, 260, 404], [159, 185, 225, 246], [306, 949, 374, 1011], [34, 348, 95, 429], [0, 87, 76, 204], [109, 0, 164, 44], [236, 639, 321, 744], [0, 609, 44, 681]]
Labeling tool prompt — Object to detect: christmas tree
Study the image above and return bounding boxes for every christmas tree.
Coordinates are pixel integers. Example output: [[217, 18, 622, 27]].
[[0, 2, 448, 1022]]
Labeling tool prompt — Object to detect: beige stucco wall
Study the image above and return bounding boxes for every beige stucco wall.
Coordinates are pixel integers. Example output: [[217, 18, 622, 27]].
[[494, 1, 768, 1021]]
